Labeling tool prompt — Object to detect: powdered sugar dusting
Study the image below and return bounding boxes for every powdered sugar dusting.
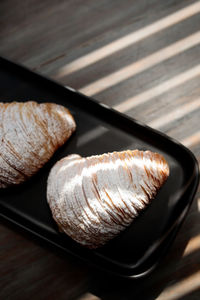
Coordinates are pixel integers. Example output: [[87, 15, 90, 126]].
[[47, 150, 169, 249], [0, 101, 76, 188]]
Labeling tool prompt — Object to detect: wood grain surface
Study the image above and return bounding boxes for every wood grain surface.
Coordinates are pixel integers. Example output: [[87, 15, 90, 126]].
[[0, 0, 200, 299]]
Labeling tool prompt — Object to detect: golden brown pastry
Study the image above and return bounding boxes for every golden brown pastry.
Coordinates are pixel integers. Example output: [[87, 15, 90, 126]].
[[0, 101, 76, 188], [47, 150, 169, 249]]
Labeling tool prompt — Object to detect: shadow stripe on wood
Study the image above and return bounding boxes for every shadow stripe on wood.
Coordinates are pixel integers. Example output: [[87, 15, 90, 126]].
[[78, 31, 200, 96], [55, 1, 200, 78], [114, 64, 200, 112], [148, 97, 200, 129]]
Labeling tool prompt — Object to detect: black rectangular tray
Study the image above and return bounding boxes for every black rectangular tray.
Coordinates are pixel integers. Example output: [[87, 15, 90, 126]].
[[0, 57, 199, 278]]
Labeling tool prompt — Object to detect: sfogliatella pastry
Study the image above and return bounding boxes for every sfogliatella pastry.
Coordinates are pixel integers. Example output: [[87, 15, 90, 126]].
[[0, 101, 76, 188], [47, 150, 169, 249]]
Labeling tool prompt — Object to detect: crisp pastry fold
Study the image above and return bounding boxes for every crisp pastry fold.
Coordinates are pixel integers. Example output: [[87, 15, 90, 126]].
[[47, 150, 169, 249], [0, 101, 76, 188]]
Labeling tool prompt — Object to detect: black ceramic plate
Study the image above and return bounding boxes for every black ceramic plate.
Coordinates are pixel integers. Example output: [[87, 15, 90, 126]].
[[0, 57, 199, 278]]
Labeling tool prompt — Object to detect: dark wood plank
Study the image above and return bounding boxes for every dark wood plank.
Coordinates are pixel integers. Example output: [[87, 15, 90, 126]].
[[0, 0, 200, 299]]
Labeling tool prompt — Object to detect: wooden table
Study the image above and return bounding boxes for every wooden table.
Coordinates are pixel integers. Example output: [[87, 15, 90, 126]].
[[1, 1, 200, 299]]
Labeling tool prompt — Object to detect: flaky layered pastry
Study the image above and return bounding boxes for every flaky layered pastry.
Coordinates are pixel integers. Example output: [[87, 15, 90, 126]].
[[47, 150, 169, 249], [0, 101, 76, 188]]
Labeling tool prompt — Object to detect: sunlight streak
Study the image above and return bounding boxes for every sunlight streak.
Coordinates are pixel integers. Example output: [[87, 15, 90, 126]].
[[198, 198, 200, 212], [181, 131, 200, 148], [76, 293, 101, 300], [183, 233, 200, 256], [79, 31, 200, 96], [114, 64, 200, 112], [77, 126, 108, 147], [148, 97, 200, 129], [56, 2, 200, 78], [157, 271, 200, 300]]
